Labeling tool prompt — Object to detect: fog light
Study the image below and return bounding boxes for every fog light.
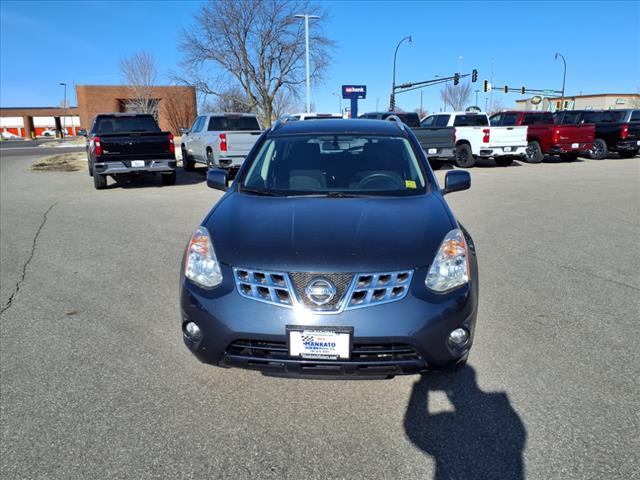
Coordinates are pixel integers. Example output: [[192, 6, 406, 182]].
[[448, 328, 469, 347], [184, 322, 202, 341]]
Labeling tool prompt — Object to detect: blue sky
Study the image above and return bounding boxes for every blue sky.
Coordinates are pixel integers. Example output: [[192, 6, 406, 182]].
[[1, 0, 639, 114]]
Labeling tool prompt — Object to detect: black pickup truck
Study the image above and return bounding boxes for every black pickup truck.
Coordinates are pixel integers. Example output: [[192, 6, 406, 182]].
[[86, 113, 177, 189], [553, 109, 640, 159]]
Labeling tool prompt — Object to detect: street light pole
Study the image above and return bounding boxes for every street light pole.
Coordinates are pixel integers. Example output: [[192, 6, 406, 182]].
[[295, 14, 320, 113], [555, 52, 567, 110], [331, 92, 342, 114], [59, 82, 67, 143], [390, 35, 412, 111], [474, 89, 479, 106]]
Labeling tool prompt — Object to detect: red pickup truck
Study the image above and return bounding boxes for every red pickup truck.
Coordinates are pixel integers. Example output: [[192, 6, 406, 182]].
[[490, 111, 595, 163]]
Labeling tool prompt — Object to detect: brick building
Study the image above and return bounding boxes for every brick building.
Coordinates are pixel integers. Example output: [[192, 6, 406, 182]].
[[0, 85, 197, 138]]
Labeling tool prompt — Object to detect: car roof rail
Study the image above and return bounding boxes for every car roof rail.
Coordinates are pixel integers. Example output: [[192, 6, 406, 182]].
[[385, 115, 407, 132], [271, 117, 288, 132]]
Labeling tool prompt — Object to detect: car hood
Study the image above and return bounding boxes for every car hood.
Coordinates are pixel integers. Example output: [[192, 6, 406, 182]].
[[205, 192, 455, 272]]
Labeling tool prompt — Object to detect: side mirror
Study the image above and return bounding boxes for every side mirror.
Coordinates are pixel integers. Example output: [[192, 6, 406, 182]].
[[207, 168, 228, 191], [180, 128, 189, 135], [442, 170, 470, 195]]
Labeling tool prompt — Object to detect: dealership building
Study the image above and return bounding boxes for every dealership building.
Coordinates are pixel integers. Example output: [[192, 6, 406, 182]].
[[0, 85, 197, 138], [515, 93, 640, 111]]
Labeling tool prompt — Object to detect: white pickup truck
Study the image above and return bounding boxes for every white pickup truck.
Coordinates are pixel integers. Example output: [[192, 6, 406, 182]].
[[417, 111, 528, 168], [180, 113, 263, 174]]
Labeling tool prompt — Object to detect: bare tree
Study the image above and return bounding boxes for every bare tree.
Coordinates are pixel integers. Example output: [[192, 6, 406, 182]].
[[161, 89, 196, 135], [272, 88, 300, 120], [119, 51, 159, 115], [488, 98, 504, 115], [203, 86, 254, 113], [179, 0, 333, 126], [414, 106, 428, 119], [630, 90, 640, 108], [440, 82, 472, 111]]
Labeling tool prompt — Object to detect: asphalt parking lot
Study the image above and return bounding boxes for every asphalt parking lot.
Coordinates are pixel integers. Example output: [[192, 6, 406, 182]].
[[1, 150, 639, 479]]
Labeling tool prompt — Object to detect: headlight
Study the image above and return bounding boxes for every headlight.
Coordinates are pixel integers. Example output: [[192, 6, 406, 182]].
[[425, 228, 469, 292], [184, 226, 223, 288]]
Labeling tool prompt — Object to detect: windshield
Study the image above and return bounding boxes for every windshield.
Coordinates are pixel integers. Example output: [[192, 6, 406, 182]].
[[93, 115, 160, 134], [241, 134, 428, 196]]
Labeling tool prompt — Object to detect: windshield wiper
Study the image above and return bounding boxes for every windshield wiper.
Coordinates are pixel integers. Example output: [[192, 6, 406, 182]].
[[289, 191, 369, 198], [241, 187, 281, 196]]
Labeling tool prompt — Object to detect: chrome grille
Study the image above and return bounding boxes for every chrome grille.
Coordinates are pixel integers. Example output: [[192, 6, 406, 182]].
[[347, 271, 413, 309], [233, 268, 293, 306], [288, 272, 353, 310], [233, 267, 413, 313]]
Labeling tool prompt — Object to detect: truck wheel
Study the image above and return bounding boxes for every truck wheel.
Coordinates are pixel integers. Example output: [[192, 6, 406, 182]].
[[182, 146, 195, 171], [88, 163, 94, 177], [589, 139, 608, 160], [495, 157, 513, 167], [206, 148, 215, 168], [429, 159, 443, 171], [618, 149, 638, 159], [161, 172, 177, 185], [454, 144, 475, 168], [93, 173, 107, 190], [525, 141, 544, 163], [560, 152, 579, 162]]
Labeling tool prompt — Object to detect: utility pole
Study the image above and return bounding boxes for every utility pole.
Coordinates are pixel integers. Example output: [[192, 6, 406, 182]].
[[474, 89, 479, 106], [294, 14, 320, 113], [420, 90, 423, 117], [376, 97, 380, 111], [555, 52, 567, 110], [390, 35, 412, 111], [59, 82, 67, 142]]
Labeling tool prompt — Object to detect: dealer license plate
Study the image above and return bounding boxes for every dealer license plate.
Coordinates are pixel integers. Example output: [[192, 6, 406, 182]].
[[571, 143, 579, 148], [131, 160, 145, 168], [504, 146, 514, 152], [636, 140, 640, 145], [427, 148, 437, 154], [288, 326, 352, 360]]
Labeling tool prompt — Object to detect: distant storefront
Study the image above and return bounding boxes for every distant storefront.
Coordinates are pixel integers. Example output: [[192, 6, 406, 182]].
[[516, 93, 640, 112], [0, 85, 197, 138]]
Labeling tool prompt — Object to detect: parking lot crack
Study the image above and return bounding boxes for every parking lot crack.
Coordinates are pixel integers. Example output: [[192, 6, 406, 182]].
[[0, 202, 57, 316]]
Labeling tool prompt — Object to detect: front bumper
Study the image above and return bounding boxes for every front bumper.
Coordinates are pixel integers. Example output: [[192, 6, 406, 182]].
[[180, 264, 478, 377], [614, 140, 640, 152], [547, 142, 594, 154], [478, 145, 527, 158], [94, 159, 176, 175]]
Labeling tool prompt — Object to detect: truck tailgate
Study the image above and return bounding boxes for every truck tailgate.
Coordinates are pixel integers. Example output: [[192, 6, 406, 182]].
[[225, 131, 262, 156], [413, 127, 454, 151], [488, 126, 527, 147], [557, 124, 594, 145], [99, 132, 172, 160]]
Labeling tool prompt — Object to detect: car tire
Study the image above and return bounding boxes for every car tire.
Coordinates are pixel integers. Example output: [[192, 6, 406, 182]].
[[182, 146, 195, 171], [618, 149, 639, 159], [495, 157, 513, 167], [161, 171, 177, 186], [206, 148, 215, 168], [88, 162, 94, 177], [454, 144, 475, 168], [589, 138, 608, 160], [560, 152, 579, 162], [93, 173, 107, 190], [525, 141, 544, 163], [429, 159, 443, 171]]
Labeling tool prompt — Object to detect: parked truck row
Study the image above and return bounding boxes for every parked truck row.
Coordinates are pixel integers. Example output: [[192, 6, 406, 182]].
[[84, 108, 639, 190]]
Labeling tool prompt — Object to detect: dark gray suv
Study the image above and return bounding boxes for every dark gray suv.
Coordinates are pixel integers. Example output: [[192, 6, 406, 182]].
[[180, 119, 478, 378]]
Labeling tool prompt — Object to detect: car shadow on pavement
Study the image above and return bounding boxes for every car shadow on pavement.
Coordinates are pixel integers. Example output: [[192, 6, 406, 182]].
[[403, 366, 526, 480], [542, 156, 585, 164]]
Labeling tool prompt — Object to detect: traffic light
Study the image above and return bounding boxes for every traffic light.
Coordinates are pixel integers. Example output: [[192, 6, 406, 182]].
[[483, 80, 488, 92], [504, 85, 509, 93], [472, 69, 478, 82], [453, 73, 460, 85], [521, 87, 526, 95]]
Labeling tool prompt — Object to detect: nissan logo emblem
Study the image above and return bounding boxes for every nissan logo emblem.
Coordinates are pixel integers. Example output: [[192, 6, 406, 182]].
[[304, 278, 337, 306]]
